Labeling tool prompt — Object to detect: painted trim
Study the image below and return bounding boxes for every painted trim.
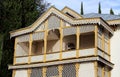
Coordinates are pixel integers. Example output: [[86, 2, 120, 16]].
[[43, 67, 46, 77], [43, 21, 48, 62], [59, 65, 63, 77], [60, 20, 63, 60], [8, 56, 114, 70], [76, 26, 80, 58], [13, 38, 17, 65], [12, 70, 15, 77], [95, 25, 98, 56], [28, 34, 32, 64], [94, 62, 97, 77], [75, 63, 79, 77]]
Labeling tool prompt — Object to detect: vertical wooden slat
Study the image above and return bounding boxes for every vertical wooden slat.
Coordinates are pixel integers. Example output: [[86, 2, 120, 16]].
[[28, 69, 31, 77], [102, 67, 105, 77], [12, 70, 16, 77], [75, 63, 79, 77], [60, 20, 63, 60], [76, 26, 80, 58], [44, 20, 48, 62], [28, 34, 32, 64], [59, 65, 63, 77], [94, 25, 98, 55], [94, 62, 97, 77], [43, 67, 47, 77], [13, 38, 17, 65]]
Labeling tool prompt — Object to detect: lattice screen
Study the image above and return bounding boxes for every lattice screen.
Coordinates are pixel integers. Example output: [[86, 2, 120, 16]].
[[98, 37, 102, 49], [30, 68, 43, 77], [62, 64, 76, 77], [63, 27, 76, 36], [32, 32, 44, 41], [46, 65, 59, 77], [48, 15, 60, 29], [17, 34, 29, 42], [80, 25, 95, 33]]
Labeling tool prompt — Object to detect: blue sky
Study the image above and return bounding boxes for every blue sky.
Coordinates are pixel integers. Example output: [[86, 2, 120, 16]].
[[46, 0, 120, 15]]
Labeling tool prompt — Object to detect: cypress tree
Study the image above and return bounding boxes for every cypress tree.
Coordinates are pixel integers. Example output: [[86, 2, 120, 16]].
[[0, 0, 49, 77], [80, 2, 84, 15], [110, 8, 114, 15], [98, 2, 101, 14]]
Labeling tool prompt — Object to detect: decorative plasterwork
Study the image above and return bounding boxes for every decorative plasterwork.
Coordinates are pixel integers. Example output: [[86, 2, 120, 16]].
[[10, 6, 114, 38], [8, 56, 114, 70]]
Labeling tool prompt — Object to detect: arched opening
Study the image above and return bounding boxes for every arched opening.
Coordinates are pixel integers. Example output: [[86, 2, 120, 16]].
[[47, 29, 60, 53]]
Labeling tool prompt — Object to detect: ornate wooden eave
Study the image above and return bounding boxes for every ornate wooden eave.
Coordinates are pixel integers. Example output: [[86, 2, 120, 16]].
[[107, 19, 120, 26], [10, 6, 114, 38]]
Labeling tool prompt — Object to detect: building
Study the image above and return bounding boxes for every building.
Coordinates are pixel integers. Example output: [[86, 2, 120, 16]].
[[8, 6, 120, 77]]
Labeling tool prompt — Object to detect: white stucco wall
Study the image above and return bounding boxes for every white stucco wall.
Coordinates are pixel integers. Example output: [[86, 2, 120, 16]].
[[78, 62, 95, 77], [111, 26, 120, 77]]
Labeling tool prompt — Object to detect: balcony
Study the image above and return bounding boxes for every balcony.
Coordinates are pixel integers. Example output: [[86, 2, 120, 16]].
[[14, 25, 110, 64]]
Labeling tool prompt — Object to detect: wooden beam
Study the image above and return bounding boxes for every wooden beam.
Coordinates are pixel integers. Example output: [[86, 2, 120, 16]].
[[12, 70, 15, 77], [43, 67, 46, 77], [59, 65, 63, 77], [44, 21, 48, 62], [28, 69, 31, 77], [75, 63, 79, 77], [102, 67, 104, 77], [76, 26, 80, 58], [60, 20, 63, 60], [13, 38, 17, 65], [94, 25, 98, 55], [28, 34, 32, 64], [94, 62, 97, 77]]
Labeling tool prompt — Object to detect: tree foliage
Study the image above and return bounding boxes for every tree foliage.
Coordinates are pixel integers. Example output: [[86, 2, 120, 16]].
[[110, 8, 114, 15], [0, 0, 49, 77], [98, 2, 101, 14], [80, 2, 84, 15]]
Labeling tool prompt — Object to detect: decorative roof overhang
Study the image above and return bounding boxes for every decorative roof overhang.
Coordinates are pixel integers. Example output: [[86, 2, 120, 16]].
[[10, 6, 114, 38], [107, 19, 120, 26], [62, 6, 83, 19]]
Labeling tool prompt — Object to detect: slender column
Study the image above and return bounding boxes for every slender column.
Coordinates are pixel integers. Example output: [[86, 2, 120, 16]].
[[109, 71, 111, 77], [44, 21, 48, 62], [94, 25, 98, 55], [59, 65, 63, 77], [102, 67, 105, 77], [12, 70, 15, 77], [13, 38, 17, 65], [94, 62, 97, 77], [28, 34, 32, 64], [75, 63, 79, 77], [60, 20, 63, 60], [28, 69, 31, 77], [76, 26, 80, 58], [43, 67, 47, 77]]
